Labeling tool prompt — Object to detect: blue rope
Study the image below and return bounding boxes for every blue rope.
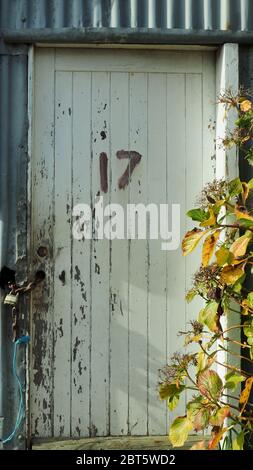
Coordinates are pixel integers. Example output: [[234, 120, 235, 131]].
[[2, 335, 30, 444]]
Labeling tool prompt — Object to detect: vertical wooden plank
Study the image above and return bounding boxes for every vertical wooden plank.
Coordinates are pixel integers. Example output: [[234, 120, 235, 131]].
[[110, 72, 129, 435], [166, 74, 186, 424], [185, 74, 204, 404], [53, 71, 72, 437], [90, 72, 110, 436], [147, 73, 167, 435], [31, 49, 55, 437], [71, 72, 92, 437], [128, 72, 148, 435], [202, 53, 216, 187]]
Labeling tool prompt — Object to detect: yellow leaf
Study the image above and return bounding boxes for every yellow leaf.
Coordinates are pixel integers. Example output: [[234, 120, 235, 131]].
[[230, 231, 253, 258], [196, 351, 207, 375], [232, 432, 244, 450], [220, 265, 245, 285], [240, 99, 252, 112], [169, 416, 193, 447], [202, 230, 220, 267], [182, 229, 207, 257], [198, 301, 220, 333], [200, 208, 216, 227], [215, 246, 233, 266], [239, 377, 253, 413], [241, 299, 250, 316], [235, 206, 253, 223]]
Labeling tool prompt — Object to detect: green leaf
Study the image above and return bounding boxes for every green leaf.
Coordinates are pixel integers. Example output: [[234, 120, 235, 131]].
[[225, 372, 245, 391], [159, 383, 185, 412], [233, 274, 246, 293], [187, 398, 210, 431], [250, 346, 253, 360], [238, 218, 253, 228], [187, 209, 209, 223], [247, 292, 253, 308], [198, 301, 219, 332], [245, 148, 253, 166], [169, 416, 193, 447], [197, 369, 223, 401], [248, 177, 253, 189], [243, 320, 253, 338], [232, 432, 244, 450], [247, 336, 253, 346], [228, 177, 243, 197], [168, 395, 179, 411]]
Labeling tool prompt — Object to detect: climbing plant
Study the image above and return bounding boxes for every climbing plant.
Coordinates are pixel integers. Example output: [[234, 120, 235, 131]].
[[159, 89, 253, 450]]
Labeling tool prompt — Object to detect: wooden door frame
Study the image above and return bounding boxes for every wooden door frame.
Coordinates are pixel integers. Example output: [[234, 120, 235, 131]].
[[27, 43, 239, 443]]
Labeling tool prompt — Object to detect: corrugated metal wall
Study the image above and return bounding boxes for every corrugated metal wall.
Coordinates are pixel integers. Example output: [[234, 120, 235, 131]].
[[1, 0, 253, 31], [1, 0, 253, 450], [0, 48, 28, 449]]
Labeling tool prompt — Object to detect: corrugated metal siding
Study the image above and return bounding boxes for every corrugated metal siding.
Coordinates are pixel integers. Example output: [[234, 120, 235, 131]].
[[1, 0, 253, 32], [0, 50, 28, 449]]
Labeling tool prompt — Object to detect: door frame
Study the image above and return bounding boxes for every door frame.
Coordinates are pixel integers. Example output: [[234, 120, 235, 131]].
[[27, 43, 239, 443]]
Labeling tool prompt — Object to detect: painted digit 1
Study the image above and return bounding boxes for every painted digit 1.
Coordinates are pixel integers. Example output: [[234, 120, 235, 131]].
[[99, 152, 108, 193]]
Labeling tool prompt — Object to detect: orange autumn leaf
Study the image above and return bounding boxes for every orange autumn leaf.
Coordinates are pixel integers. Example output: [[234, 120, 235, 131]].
[[242, 182, 250, 203], [209, 406, 230, 427], [235, 206, 253, 223], [240, 99, 252, 112], [239, 377, 253, 413], [229, 231, 252, 258], [182, 229, 207, 257], [208, 427, 228, 450]]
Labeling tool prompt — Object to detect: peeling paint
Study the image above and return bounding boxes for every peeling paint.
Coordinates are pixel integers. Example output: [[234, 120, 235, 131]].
[[73, 336, 81, 362], [95, 263, 100, 275]]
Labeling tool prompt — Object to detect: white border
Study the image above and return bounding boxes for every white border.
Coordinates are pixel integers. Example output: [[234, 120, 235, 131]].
[[216, 43, 239, 392]]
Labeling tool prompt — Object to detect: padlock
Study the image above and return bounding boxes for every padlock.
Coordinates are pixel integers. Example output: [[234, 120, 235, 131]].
[[4, 292, 19, 307]]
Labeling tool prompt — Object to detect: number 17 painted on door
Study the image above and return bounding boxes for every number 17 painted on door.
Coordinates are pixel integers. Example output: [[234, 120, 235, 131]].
[[99, 150, 142, 193]]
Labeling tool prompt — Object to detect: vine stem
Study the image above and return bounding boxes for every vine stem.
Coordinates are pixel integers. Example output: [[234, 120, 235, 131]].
[[199, 343, 251, 377], [224, 337, 251, 349], [218, 344, 253, 365]]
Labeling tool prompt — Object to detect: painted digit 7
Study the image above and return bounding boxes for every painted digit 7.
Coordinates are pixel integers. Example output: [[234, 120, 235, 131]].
[[116, 150, 142, 190]]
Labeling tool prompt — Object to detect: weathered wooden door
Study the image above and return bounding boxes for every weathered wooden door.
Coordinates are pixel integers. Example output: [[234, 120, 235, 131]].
[[30, 48, 216, 439]]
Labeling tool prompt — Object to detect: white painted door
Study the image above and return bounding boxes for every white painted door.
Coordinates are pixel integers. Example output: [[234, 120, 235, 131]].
[[30, 48, 216, 439]]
